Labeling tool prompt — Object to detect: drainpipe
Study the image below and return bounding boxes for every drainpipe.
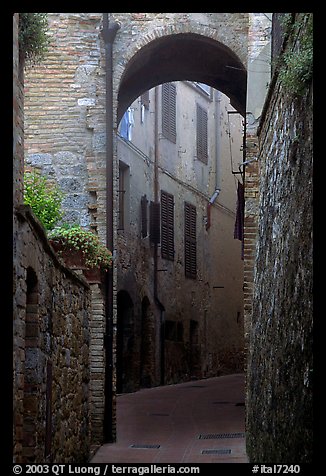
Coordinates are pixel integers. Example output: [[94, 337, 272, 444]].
[[101, 12, 120, 443], [154, 86, 166, 386], [206, 90, 222, 230]]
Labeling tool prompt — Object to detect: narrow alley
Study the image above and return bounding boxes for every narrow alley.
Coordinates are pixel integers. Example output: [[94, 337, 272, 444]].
[[13, 13, 313, 466], [90, 374, 247, 464]]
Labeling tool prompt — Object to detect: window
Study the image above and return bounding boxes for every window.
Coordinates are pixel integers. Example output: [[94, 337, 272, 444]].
[[119, 107, 134, 141], [196, 104, 208, 164], [184, 202, 197, 279], [165, 321, 183, 342], [162, 83, 176, 143], [141, 195, 148, 238], [140, 91, 150, 123], [118, 162, 129, 231], [161, 191, 174, 260], [141, 90, 150, 110], [149, 201, 160, 244]]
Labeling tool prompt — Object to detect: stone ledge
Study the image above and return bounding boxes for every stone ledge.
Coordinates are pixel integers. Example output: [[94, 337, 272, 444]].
[[15, 204, 89, 289]]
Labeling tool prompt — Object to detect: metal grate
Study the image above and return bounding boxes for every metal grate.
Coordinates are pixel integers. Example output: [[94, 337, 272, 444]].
[[130, 444, 161, 449], [198, 432, 245, 440], [149, 413, 169, 416], [212, 401, 231, 404], [201, 449, 231, 455]]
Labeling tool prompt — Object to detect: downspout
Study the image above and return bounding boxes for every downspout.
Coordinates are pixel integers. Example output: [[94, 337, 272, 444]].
[[154, 86, 166, 386], [101, 13, 120, 443], [206, 89, 222, 230]]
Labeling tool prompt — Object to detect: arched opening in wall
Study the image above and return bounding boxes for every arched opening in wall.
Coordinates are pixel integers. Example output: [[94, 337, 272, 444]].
[[117, 32, 247, 124], [22, 267, 39, 463], [113, 27, 247, 451], [117, 79, 245, 389], [116, 290, 135, 394]]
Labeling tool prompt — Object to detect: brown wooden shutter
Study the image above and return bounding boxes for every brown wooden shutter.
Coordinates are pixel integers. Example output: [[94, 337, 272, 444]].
[[150, 201, 160, 244], [141, 195, 148, 238], [184, 202, 197, 279], [196, 104, 208, 164], [162, 83, 176, 143], [161, 190, 174, 260]]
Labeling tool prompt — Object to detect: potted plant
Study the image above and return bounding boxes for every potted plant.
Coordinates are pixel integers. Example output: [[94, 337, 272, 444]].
[[48, 224, 113, 282]]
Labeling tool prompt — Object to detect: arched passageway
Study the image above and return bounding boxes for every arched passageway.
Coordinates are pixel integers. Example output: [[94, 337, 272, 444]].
[[117, 33, 246, 122], [114, 28, 247, 397]]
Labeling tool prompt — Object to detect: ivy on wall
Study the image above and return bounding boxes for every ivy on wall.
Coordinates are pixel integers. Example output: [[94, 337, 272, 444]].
[[278, 13, 313, 97], [18, 13, 51, 66]]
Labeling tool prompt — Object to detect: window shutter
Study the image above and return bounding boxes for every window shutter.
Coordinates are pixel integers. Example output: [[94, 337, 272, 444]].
[[196, 104, 208, 164], [161, 191, 174, 260], [141, 195, 148, 238], [150, 201, 160, 244], [118, 164, 126, 230], [162, 83, 176, 143], [184, 202, 197, 279]]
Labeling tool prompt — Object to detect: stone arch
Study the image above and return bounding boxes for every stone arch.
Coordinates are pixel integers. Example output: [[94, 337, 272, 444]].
[[116, 25, 247, 123]]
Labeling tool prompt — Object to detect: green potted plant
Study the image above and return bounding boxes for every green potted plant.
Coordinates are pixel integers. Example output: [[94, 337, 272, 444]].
[[48, 224, 113, 282], [24, 170, 63, 231]]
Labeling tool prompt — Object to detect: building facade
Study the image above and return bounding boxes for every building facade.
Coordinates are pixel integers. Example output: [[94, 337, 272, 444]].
[[23, 13, 249, 442], [115, 82, 244, 392]]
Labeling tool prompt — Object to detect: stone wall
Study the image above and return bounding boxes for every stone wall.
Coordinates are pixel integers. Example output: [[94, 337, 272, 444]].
[[13, 206, 91, 463], [246, 14, 313, 463]]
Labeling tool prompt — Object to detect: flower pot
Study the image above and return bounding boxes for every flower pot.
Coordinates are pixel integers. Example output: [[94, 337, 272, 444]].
[[49, 240, 87, 269], [83, 267, 103, 284]]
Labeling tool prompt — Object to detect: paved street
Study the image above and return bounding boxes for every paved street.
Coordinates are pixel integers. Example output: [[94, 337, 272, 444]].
[[90, 374, 248, 464]]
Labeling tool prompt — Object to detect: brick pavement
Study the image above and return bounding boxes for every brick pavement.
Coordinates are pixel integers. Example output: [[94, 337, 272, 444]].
[[90, 374, 248, 463]]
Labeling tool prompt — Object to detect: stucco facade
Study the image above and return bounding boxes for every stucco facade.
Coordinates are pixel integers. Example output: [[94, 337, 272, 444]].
[[115, 83, 244, 391]]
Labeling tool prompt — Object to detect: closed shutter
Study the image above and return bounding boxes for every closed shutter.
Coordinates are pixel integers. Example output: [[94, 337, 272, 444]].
[[162, 83, 176, 143], [150, 201, 160, 244], [161, 191, 174, 260], [196, 104, 208, 164], [184, 202, 197, 279], [141, 195, 148, 238]]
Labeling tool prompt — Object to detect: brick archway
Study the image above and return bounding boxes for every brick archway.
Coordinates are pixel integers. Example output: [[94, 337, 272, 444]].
[[116, 30, 247, 123]]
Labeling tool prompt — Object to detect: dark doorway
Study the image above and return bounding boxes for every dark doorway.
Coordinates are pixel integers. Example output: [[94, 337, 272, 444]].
[[22, 267, 39, 463], [116, 290, 135, 393], [190, 319, 201, 379], [140, 296, 154, 388]]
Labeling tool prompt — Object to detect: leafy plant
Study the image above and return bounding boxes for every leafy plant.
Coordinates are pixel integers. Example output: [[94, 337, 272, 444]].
[[48, 224, 113, 270], [278, 13, 313, 97], [24, 170, 63, 231], [19, 13, 51, 66]]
